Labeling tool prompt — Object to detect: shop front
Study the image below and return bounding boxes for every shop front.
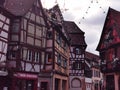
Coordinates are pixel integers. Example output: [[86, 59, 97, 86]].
[[10, 72, 38, 90], [0, 71, 8, 90], [106, 75, 115, 90]]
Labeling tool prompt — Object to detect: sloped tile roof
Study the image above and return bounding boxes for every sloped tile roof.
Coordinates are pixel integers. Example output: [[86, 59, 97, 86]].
[[109, 8, 120, 38], [63, 21, 84, 34], [63, 21, 87, 46], [97, 7, 120, 50], [70, 34, 86, 46], [85, 51, 100, 62]]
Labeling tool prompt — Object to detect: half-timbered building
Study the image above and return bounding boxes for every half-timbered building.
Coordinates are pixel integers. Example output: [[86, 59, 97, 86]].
[[0, 6, 14, 90], [39, 5, 70, 90], [64, 21, 87, 90], [85, 51, 102, 90], [97, 7, 120, 90], [0, 0, 48, 90]]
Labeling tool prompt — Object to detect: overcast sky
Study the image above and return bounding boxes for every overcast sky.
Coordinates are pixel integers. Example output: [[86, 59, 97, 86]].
[[41, 0, 120, 55]]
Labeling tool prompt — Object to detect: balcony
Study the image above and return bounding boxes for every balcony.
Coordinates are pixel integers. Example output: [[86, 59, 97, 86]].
[[100, 58, 120, 73]]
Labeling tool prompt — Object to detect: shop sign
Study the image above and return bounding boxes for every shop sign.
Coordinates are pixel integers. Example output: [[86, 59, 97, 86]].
[[14, 73, 37, 79]]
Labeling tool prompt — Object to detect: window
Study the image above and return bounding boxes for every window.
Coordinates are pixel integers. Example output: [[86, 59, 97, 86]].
[[62, 40, 67, 50], [8, 51, 16, 59], [47, 31, 52, 39], [63, 59, 67, 68], [27, 50, 32, 61], [57, 54, 61, 65], [93, 70, 100, 77], [34, 52, 40, 62], [72, 62, 83, 70], [74, 48, 82, 55], [56, 33, 61, 44], [12, 19, 20, 33], [46, 53, 52, 62], [11, 51, 16, 58]]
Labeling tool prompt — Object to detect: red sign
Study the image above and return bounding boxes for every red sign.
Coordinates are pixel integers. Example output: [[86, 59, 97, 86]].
[[14, 73, 38, 79]]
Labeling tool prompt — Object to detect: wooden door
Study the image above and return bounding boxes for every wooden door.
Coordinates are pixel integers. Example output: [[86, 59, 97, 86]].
[[40, 82, 48, 90], [106, 75, 115, 90]]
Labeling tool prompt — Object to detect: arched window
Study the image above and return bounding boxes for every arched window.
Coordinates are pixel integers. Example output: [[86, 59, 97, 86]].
[[71, 78, 81, 88]]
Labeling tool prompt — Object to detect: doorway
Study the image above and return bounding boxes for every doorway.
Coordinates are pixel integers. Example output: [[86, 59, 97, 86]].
[[55, 79, 60, 90], [106, 75, 115, 90], [15, 79, 35, 90], [40, 82, 48, 90], [26, 80, 34, 90]]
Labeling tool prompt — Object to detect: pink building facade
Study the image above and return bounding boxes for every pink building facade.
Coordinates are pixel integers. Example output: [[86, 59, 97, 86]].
[[97, 7, 120, 90]]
